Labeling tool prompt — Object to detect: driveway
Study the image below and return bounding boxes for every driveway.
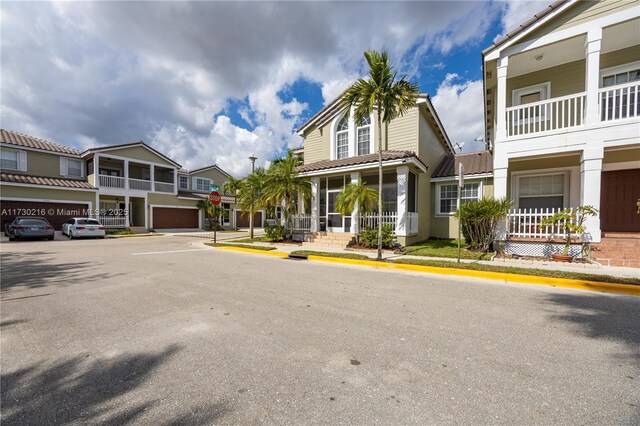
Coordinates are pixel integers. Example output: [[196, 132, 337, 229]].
[[1, 236, 639, 424]]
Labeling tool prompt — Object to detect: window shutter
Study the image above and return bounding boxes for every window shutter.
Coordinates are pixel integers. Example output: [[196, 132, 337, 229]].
[[19, 151, 28, 171], [60, 157, 67, 176]]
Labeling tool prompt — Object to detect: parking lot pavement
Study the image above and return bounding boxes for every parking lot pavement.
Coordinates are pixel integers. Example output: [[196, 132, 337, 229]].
[[1, 236, 639, 424]]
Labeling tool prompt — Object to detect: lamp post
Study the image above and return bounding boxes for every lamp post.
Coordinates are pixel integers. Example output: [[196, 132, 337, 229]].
[[249, 154, 257, 239]]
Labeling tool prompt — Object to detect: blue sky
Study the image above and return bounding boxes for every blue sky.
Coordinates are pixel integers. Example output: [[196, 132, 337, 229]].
[[1, 1, 542, 176]]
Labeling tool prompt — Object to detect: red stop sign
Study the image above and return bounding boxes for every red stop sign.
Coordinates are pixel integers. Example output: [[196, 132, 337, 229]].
[[209, 191, 221, 205]]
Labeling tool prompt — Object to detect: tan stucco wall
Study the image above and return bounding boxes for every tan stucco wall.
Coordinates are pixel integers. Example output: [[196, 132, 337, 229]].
[[506, 60, 585, 107], [148, 193, 198, 207], [187, 168, 230, 192], [385, 107, 419, 152], [97, 146, 176, 167], [302, 124, 330, 164], [25, 151, 80, 178], [600, 45, 640, 70], [1, 185, 96, 203]]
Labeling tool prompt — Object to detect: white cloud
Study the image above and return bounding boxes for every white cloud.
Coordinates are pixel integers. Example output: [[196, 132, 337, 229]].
[[498, 0, 549, 38], [431, 74, 486, 153]]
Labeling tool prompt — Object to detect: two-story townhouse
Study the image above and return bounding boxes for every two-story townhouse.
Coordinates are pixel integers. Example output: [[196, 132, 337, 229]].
[[296, 94, 456, 246], [1, 129, 238, 232], [483, 0, 640, 264]]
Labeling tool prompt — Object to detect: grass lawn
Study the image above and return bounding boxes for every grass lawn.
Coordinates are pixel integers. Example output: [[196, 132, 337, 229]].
[[403, 239, 492, 260], [232, 236, 273, 243], [290, 250, 369, 260], [105, 228, 135, 236], [205, 242, 276, 251]]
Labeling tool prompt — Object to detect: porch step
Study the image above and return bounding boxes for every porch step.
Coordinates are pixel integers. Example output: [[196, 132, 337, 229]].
[[592, 236, 640, 268], [304, 232, 355, 249], [129, 226, 148, 234]]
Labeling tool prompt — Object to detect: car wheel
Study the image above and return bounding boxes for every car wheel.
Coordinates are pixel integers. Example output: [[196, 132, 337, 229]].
[[48, 236, 55, 241], [9, 235, 15, 242], [100, 236, 105, 239], [68, 231, 73, 240]]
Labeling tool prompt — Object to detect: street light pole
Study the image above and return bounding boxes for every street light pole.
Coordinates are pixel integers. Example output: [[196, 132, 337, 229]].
[[249, 154, 257, 239]]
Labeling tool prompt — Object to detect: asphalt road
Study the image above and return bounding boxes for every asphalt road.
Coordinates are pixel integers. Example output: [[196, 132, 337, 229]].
[[1, 235, 639, 425]]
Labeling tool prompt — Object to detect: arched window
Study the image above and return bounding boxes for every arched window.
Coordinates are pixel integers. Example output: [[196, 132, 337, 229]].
[[356, 116, 371, 156], [336, 117, 349, 159]]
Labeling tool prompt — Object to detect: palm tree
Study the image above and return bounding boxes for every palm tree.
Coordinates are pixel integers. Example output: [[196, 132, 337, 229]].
[[335, 179, 378, 245], [235, 167, 267, 238], [261, 151, 311, 231], [223, 176, 242, 197], [340, 50, 419, 260], [197, 198, 225, 231]]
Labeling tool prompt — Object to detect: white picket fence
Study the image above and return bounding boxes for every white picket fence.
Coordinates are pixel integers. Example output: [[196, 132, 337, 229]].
[[289, 214, 311, 232], [507, 207, 573, 239], [359, 212, 398, 229], [98, 216, 128, 228]]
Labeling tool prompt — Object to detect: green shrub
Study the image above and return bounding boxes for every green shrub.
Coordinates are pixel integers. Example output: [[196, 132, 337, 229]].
[[264, 224, 287, 242], [359, 224, 394, 249], [454, 198, 511, 252]]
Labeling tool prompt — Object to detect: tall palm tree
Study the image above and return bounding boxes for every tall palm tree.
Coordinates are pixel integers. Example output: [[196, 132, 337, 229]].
[[223, 176, 242, 197], [335, 179, 378, 244], [236, 167, 267, 238], [340, 50, 419, 260], [261, 151, 311, 230]]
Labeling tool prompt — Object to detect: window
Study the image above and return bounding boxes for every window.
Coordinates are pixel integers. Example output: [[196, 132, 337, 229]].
[[602, 69, 640, 88], [382, 183, 397, 213], [512, 83, 550, 122], [195, 177, 211, 192], [600, 64, 640, 120], [336, 117, 349, 159], [67, 159, 83, 177], [179, 175, 189, 190], [438, 182, 480, 215], [517, 173, 565, 209], [357, 116, 371, 156], [1, 149, 19, 170]]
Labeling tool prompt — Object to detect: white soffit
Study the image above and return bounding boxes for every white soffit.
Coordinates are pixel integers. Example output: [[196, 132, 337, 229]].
[[601, 18, 640, 53], [508, 34, 586, 78]]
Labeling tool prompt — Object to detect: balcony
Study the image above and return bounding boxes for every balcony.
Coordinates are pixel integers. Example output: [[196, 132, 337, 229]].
[[506, 92, 586, 138], [600, 81, 639, 122], [94, 157, 175, 193], [154, 181, 174, 193]]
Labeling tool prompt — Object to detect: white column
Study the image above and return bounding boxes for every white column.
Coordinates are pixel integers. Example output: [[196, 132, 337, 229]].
[[150, 165, 155, 192], [495, 55, 509, 142], [396, 166, 409, 236], [347, 108, 356, 158], [173, 168, 178, 194], [124, 159, 129, 190], [350, 171, 360, 233], [93, 154, 100, 187], [580, 146, 603, 243], [124, 194, 130, 227], [310, 177, 320, 232], [493, 155, 509, 241], [298, 192, 306, 215], [584, 28, 602, 125]]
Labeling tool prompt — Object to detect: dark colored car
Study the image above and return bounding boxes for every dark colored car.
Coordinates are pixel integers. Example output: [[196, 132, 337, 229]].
[[4, 217, 55, 241]]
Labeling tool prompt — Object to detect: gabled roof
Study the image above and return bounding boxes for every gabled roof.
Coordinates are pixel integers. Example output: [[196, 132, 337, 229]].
[[0, 129, 81, 156], [431, 151, 493, 179], [1, 172, 96, 189], [81, 141, 181, 168], [296, 150, 427, 174], [187, 164, 232, 178]]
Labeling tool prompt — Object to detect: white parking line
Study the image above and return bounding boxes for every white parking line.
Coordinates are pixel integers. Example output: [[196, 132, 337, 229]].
[[132, 248, 210, 256]]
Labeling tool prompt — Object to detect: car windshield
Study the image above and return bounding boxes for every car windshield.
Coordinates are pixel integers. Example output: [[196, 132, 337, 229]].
[[77, 219, 101, 225], [17, 219, 48, 226]]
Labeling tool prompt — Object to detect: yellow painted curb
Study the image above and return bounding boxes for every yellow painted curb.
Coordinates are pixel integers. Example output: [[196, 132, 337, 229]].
[[211, 245, 640, 296]]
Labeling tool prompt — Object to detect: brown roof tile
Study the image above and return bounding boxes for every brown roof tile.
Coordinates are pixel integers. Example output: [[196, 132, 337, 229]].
[[431, 151, 493, 178], [0, 129, 81, 155], [297, 151, 427, 173], [1, 173, 96, 189], [178, 191, 236, 204]]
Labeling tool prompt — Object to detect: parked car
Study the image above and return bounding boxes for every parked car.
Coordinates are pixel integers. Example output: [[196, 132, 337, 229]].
[[62, 218, 106, 239], [4, 217, 55, 241]]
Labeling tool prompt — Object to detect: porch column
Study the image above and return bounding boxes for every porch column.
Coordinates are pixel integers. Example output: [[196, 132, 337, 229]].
[[581, 147, 603, 243], [310, 177, 320, 232], [495, 55, 509, 142], [297, 192, 306, 215], [493, 155, 509, 240], [396, 166, 409, 237], [173, 168, 178, 194], [150, 165, 155, 191], [124, 159, 129, 190], [350, 171, 360, 233], [93, 153, 100, 188], [124, 195, 130, 227], [584, 27, 602, 125]]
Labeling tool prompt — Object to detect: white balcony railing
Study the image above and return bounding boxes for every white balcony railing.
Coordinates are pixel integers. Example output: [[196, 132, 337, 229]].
[[154, 182, 174, 193], [506, 92, 586, 138], [98, 174, 125, 188], [289, 214, 311, 232], [129, 178, 152, 191], [600, 81, 640, 122], [98, 215, 128, 228], [507, 208, 574, 239]]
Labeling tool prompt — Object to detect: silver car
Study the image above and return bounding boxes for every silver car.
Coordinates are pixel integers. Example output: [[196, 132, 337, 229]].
[[62, 218, 106, 239], [5, 217, 55, 241]]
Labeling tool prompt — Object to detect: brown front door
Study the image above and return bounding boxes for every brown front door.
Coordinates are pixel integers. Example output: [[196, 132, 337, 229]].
[[600, 169, 640, 232]]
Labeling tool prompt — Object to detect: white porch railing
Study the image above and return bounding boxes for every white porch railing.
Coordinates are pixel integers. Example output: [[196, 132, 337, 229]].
[[129, 178, 152, 191], [507, 208, 574, 239], [98, 216, 128, 228], [154, 181, 174, 193], [506, 92, 586, 137], [98, 174, 125, 188], [600, 81, 639, 122], [360, 212, 398, 230], [407, 212, 419, 235], [289, 214, 311, 232]]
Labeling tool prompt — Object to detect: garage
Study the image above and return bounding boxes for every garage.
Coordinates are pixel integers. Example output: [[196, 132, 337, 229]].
[[1, 200, 89, 230], [235, 211, 263, 228], [152, 207, 199, 229]]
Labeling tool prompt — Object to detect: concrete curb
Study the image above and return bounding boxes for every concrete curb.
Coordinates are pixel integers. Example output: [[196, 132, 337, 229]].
[[207, 244, 640, 296]]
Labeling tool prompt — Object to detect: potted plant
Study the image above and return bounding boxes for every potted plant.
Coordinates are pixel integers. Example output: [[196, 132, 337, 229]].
[[540, 205, 598, 262]]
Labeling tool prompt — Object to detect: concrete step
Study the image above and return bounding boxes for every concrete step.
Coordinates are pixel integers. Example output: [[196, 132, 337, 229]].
[[129, 226, 148, 234]]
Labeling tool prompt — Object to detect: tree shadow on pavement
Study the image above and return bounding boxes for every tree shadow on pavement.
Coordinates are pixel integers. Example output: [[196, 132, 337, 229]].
[[0, 251, 122, 292], [1, 345, 231, 425]]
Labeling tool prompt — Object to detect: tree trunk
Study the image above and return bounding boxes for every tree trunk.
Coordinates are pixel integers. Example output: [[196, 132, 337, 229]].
[[377, 102, 383, 261]]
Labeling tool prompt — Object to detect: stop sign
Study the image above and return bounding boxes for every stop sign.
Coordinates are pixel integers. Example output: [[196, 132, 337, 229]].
[[209, 191, 221, 205]]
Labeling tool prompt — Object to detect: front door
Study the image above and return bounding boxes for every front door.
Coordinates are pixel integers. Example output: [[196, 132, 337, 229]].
[[600, 169, 640, 232], [327, 190, 343, 232]]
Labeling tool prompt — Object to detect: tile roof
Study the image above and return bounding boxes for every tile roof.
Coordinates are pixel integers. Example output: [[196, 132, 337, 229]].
[[0, 129, 81, 155], [1, 172, 96, 189], [81, 141, 181, 167], [431, 151, 493, 178], [178, 191, 236, 204], [297, 151, 427, 173]]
